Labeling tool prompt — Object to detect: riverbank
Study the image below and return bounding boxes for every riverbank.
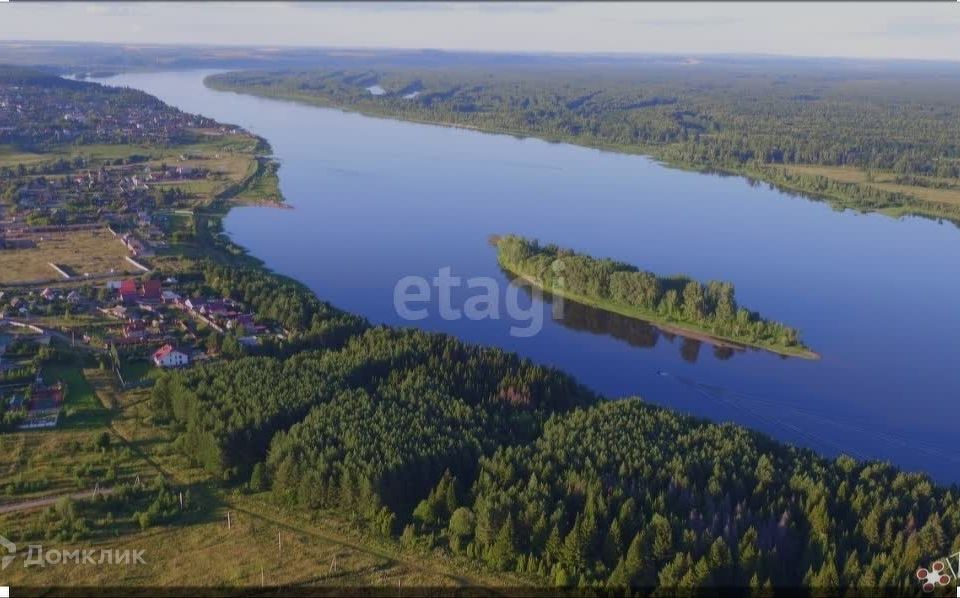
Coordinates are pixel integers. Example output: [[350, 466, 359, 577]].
[[204, 75, 960, 227], [505, 266, 819, 360]]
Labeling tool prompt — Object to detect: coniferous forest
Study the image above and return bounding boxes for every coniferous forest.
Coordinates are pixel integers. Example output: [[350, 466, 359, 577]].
[[149, 265, 956, 592], [207, 63, 960, 223]]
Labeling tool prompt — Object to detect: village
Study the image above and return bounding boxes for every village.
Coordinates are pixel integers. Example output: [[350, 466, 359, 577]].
[[0, 275, 276, 430], [0, 69, 290, 432], [0, 68, 219, 150]]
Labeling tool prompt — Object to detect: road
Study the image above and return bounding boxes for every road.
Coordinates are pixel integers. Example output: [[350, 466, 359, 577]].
[[0, 488, 113, 514]]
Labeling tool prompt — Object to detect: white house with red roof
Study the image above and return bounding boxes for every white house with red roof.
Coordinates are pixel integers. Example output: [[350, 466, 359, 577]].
[[152, 344, 189, 368]]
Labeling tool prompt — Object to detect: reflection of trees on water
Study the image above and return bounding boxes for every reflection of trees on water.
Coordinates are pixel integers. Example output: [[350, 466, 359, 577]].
[[503, 268, 738, 362], [680, 338, 701, 363]]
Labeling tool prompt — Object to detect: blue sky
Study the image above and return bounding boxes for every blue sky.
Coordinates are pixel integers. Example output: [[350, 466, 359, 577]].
[[2, 2, 958, 61]]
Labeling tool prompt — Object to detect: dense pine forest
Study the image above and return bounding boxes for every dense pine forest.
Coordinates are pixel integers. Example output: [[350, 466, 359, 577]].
[[496, 235, 810, 357], [147, 262, 954, 592], [206, 63, 960, 222]]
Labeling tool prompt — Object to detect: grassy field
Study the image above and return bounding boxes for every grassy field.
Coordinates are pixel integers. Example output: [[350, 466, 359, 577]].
[[0, 491, 516, 590], [42, 365, 109, 429], [0, 367, 156, 504], [0, 144, 46, 168], [118, 360, 154, 385], [780, 164, 960, 207], [0, 366, 524, 591], [232, 158, 283, 204], [0, 228, 135, 284]]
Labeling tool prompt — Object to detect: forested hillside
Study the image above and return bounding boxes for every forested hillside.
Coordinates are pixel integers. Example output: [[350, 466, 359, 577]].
[[207, 64, 960, 222], [445, 400, 954, 590], [150, 305, 954, 592]]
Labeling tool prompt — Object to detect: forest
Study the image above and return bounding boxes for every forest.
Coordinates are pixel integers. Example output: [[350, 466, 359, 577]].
[[206, 62, 960, 222], [149, 303, 955, 592], [496, 235, 811, 357]]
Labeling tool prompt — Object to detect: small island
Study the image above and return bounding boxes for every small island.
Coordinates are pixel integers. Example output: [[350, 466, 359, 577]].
[[496, 235, 818, 359]]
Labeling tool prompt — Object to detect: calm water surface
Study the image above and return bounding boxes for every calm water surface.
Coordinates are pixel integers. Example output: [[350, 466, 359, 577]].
[[104, 71, 960, 480]]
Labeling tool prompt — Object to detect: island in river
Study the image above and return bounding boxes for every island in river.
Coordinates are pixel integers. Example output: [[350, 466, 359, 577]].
[[496, 234, 818, 359]]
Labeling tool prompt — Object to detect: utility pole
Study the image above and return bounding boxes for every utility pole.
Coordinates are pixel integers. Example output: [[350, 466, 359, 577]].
[[227, 511, 232, 530]]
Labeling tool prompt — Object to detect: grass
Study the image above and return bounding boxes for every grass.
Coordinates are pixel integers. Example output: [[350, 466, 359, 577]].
[[780, 164, 960, 207], [0, 228, 136, 284], [0, 144, 46, 168], [232, 158, 283, 204], [0, 492, 510, 589], [0, 369, 525, 590], [42, 364, 109, 429], [118, 360, 154, 385]]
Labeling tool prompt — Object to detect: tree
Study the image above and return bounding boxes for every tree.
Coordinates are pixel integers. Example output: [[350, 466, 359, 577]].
[[448, 507, 476, 552], [249, 462, 267, 492], [488, 514, 518, 570]]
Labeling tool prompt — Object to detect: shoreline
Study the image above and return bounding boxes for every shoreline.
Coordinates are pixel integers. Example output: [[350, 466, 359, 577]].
[[503, 266, 820, 361], [203, 77, 960, 227], [199, 80, 821, 362]]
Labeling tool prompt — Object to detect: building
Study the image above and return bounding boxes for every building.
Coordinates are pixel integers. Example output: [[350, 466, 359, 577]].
[[119, 279, 138, 303], [152, 344, 189, 368], [141, 279, 162, 302]]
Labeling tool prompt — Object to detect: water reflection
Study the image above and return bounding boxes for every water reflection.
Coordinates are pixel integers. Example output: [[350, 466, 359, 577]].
[[504, 268, 745, 362]]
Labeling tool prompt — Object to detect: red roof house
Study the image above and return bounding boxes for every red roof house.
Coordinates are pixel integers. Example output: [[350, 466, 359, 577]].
[[119, 279, 138, 303], [152, 344, 189, 368]]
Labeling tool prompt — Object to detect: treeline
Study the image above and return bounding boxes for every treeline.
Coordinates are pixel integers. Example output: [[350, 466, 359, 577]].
[[759, 167, 960, 223], [199, 262, 368, 354], [406, 399, 955, 591], [206, 66, 960, 179], [497, 235, 807, 353], [151, 323, 957, 591], [151, 327, 594, 485]]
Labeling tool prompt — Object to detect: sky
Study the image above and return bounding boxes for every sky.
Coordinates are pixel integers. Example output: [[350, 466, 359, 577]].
[[1, 2, 959, 62]]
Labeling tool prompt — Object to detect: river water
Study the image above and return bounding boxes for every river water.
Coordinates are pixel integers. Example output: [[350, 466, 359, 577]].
[[103, 70, 960, 480]]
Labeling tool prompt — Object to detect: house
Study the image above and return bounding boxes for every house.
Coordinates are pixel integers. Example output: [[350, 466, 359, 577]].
[[141, 280, 162, 302], [40, 288, 56, 301], [123, 320, 147, 340], [152, 344, 189, 368], [227, 313, 257, 336], [66, 291, 82, 305], [119, 279, 138, 303], [201, 300, 234, 318], [161, 290, 181, 304], [183, 298, 204, 313]]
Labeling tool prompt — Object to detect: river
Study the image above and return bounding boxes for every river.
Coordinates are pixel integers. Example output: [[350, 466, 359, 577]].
[[103, 70, 960, 481]]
